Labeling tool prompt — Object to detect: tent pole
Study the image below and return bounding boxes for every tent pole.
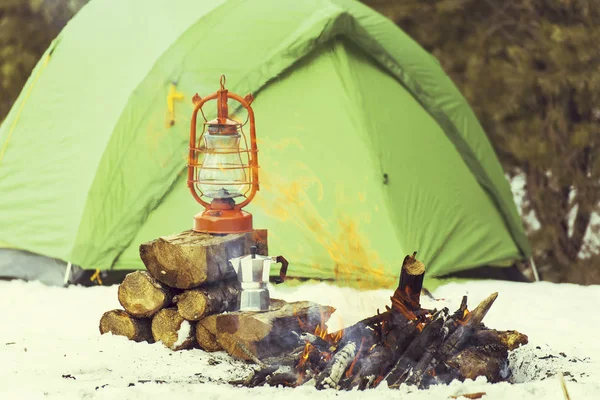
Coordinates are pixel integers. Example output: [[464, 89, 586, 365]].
[[63, 261, 72, 287], [529, 257, 540, 282]]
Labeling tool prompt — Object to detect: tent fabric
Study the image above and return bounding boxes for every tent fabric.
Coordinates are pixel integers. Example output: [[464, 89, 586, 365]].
[[0, 248, 82, 286], [0, 0, 531, 285]]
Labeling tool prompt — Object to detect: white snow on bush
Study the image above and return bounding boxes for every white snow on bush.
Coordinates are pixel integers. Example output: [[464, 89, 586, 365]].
[[0, 279, 599, 399], [508, 173, 600, 258]]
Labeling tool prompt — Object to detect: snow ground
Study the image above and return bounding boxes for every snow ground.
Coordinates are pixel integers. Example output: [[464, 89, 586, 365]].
[[1, 279, 599, 400]]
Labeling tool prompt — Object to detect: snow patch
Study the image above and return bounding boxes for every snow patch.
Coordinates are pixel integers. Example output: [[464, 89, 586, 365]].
[[174, 320, 191, 348], [0, 279, 599, 399]]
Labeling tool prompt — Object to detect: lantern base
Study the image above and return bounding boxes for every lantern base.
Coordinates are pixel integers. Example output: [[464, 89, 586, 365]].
[[193, 208, 253, 234]]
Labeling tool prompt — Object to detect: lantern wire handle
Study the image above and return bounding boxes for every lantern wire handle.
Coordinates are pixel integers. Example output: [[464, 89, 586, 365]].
[[199, 106, 208, 123], [220, 75, 226, 90], [239, 123, 251, 196]]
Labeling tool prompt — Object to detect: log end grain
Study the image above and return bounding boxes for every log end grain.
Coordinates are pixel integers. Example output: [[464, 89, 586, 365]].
[[151, 308, 196, 351], [118, 271, 171, 318], [175, 290, 208, 321], [99, 309, 153, 343]]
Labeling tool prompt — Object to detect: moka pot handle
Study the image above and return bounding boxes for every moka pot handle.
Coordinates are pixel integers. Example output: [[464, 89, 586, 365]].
[[272, 256, 288, 284]]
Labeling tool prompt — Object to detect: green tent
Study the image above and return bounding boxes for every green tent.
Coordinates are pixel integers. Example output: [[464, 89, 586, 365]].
[[0, 0, 530, 287]]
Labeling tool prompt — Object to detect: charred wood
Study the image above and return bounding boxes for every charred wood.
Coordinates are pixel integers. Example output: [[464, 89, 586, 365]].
[[382, 318, 420, 356], [266, 370, 300, 387], [262, 346, 306, 368], [394, 251, 425, 309], [356, 344, 394, 390], [403, 312, 455, 388], [239, 365, 299, 388], [437, 293, 498, 361], [403, 302, 472, 388], [295, 332, 332, 352], [315, 341, 358, 390], [385, 309, 448, 388]]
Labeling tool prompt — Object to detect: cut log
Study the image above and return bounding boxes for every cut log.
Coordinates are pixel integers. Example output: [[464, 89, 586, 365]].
[[393, 251, 425, 310], [195, 316, 223, 352], [197, 299, 335, 361], [173, 278, 240, 321], [99, 309, 153, 343], [118, 271, 173, 318], [140, 229, 267, 289], [151, 307, 196, 351]]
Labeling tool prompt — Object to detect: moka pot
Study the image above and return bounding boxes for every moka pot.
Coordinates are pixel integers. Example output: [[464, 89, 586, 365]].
[[228, 246, 288, 311]]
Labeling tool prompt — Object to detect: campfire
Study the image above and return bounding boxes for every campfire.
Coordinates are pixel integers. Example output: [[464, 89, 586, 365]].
[[99, 241, 528, 392], [233, 252, 528, 390]]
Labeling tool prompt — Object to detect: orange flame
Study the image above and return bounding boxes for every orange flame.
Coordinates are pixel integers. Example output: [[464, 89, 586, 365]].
[[298, 342, 312, 369], [334, 330, 343, 343], [390, 295, 418, 322], [296, 308, 346, 383], [457, 309, 471, 326]]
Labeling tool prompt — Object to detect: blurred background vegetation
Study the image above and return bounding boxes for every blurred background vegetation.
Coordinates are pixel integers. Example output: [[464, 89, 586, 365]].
[[1, 0, 599, 283]]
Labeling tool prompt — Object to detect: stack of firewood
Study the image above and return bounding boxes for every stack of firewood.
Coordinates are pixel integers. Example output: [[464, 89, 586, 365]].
[[99, 229, 332, 359]]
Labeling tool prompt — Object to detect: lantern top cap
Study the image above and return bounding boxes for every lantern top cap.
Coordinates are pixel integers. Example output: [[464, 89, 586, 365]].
[[206, 117, 240, 126], [206, 117, 240, 135]]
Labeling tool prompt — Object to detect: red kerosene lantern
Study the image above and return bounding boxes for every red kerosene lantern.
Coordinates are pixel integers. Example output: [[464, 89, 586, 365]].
[[187, 76, 259, 233]]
